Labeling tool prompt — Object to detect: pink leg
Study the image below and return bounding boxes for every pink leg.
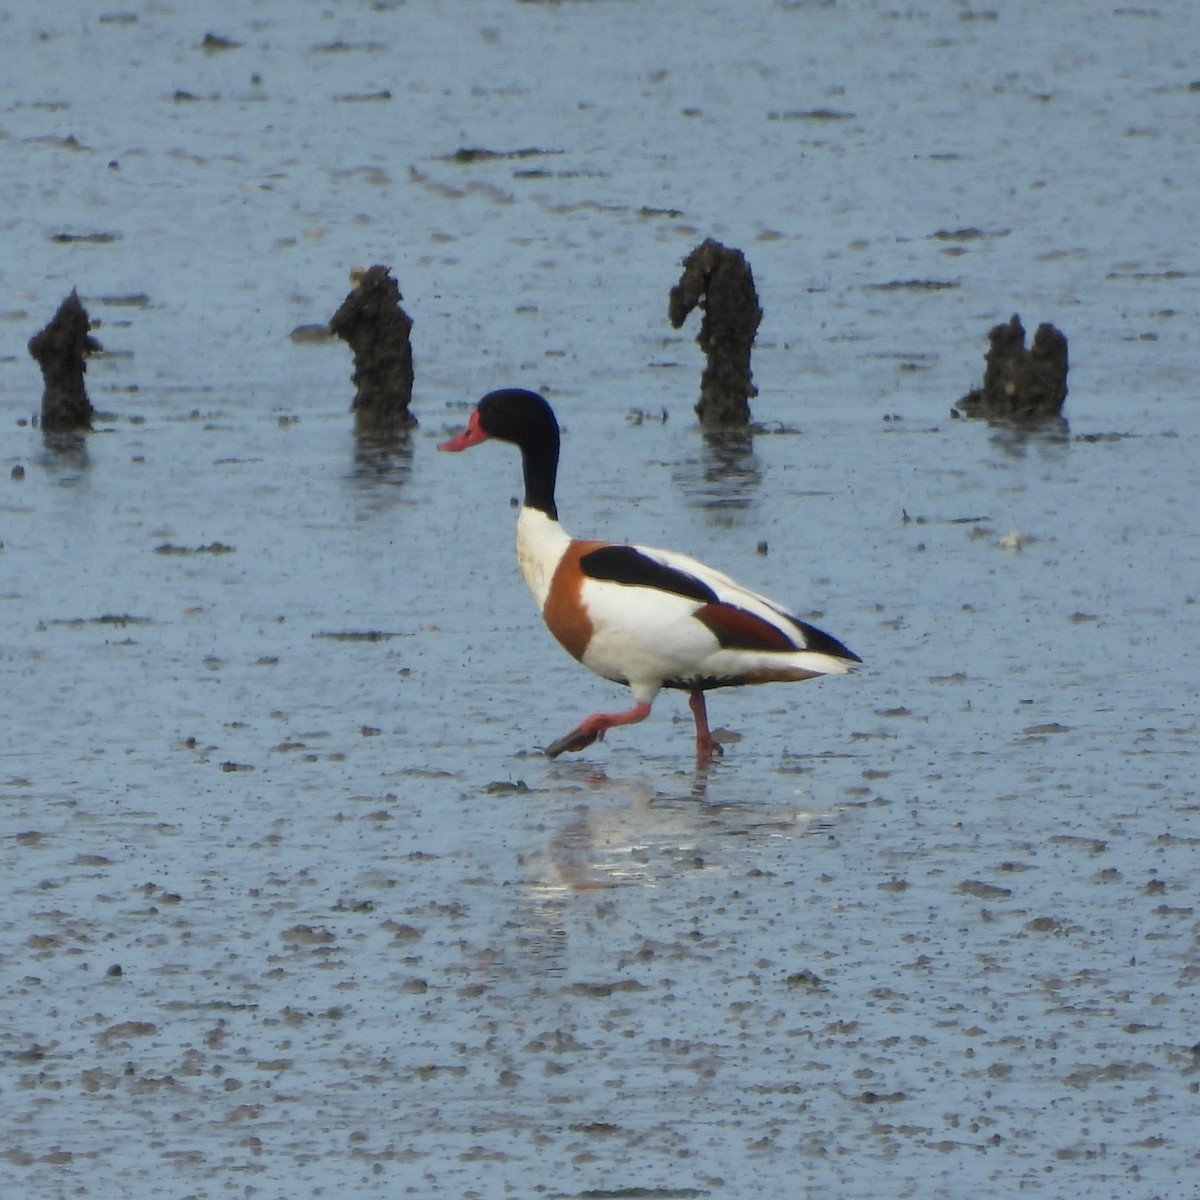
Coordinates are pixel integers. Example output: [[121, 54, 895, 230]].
[[689, 690, 723, 760], [545, 700, 653, 758]]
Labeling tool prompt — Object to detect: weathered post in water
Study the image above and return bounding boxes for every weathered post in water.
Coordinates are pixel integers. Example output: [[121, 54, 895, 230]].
[[28, 290, 101, 433], [954, 313, 1069, 423], [330, 266, 416, 435], [669, 239, 762, 427]]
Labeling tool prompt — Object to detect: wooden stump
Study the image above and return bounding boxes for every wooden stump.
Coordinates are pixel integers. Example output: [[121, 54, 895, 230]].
[[955, 314, 1069, 422], [28, 290, 101, 433], [330, 266, 416, 435], [669, 239, 762, 427]]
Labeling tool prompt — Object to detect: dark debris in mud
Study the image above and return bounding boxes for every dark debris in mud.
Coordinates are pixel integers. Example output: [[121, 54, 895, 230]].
[[441, 145, 562, 163], [768, 107, 856, 121], [49, 231, 120, 245], [200, 33, 240, 52], [312, 629, 400, 642], [332, 90, 392, 103], [289, 323, 334, 344], [957, 879, 1013, 900], [154, 542, 234, 555], [869, 278, 959, 291], [43, 613, 152, 627]]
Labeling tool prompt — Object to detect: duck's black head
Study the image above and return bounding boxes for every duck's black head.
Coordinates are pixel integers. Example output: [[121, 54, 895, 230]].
[[477, 388, 559, 447], [439, 388, 561, 518]]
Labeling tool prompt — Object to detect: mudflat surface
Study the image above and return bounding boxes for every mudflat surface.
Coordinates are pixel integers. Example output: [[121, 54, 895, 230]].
[[2, 3, 1198, 1198]]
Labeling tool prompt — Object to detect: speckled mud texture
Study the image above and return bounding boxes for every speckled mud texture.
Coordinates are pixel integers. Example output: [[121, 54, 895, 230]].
[[2, 3, 1198, 1199]]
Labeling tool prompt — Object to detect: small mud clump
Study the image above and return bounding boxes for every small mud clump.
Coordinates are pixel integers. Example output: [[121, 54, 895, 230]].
[[330, 266, 416, 435], [669, 238, 762, 427], [955, 313, 1068, 422], [28, 290, 101, 433]]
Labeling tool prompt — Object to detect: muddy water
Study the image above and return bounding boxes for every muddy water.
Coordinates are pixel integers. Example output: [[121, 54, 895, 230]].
[[2, 2, 1198, 1198]]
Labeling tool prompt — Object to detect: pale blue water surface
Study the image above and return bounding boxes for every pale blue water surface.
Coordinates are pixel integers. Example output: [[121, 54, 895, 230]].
[[2, 2, 1198, 1197]]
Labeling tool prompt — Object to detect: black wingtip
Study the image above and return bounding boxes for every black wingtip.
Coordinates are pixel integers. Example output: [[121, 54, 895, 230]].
[[796, 619, 861, 664]]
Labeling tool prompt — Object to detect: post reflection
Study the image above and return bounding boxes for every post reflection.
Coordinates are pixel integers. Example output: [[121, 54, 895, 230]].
[[348, 427, 414, 498], [672, 427, 762, 515]]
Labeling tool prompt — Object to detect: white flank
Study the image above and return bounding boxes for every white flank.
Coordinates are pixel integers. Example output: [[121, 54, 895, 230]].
[[582, 541, 854, 701], [514, 511, 853, 702]]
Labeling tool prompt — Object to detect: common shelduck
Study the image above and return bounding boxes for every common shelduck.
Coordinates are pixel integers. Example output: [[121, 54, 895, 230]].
[[439, 389, 860, 759]]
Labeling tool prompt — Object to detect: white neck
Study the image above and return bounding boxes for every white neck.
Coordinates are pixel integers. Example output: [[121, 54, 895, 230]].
[[516, 506, 571, 610]]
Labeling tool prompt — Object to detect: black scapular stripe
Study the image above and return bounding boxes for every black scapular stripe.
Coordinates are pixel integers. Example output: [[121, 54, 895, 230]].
[[580, 545, 718, 604]]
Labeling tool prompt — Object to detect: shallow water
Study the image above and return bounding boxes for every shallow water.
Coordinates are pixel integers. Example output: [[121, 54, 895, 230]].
[[2, 2, 1198, 1197]]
